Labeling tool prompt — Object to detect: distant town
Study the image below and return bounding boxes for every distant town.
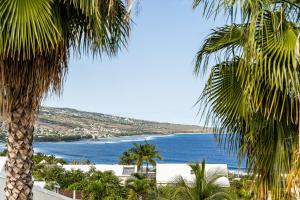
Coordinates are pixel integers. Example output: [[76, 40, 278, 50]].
[[0, 107, 210, 142]]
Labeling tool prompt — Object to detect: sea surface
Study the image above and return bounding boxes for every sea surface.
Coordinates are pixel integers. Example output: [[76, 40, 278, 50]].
[[0, 133, 245, 171]]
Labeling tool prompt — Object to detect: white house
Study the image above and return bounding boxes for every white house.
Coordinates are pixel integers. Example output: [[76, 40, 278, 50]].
[[0, 157, 71, 200], [156, 163, 230, 187]]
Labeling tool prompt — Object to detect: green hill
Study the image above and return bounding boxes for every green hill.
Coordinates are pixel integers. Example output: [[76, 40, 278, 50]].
[[0, 107, 210, 142]]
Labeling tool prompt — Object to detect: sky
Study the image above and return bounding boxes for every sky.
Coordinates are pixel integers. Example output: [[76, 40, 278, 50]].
[[43, 0, 226, 125]]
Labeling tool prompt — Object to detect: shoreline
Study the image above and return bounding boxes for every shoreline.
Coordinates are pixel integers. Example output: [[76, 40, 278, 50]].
[[0, 132, 215, 143], [33, 132, 214, 143], [34, 132, 214, 143]]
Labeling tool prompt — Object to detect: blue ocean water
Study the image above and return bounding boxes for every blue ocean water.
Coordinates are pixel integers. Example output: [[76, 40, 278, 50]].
[[0, 133, 245, 171]]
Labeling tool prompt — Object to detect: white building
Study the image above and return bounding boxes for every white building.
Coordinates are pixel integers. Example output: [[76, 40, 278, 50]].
[[0, 156, 230, 199], [63, 163, 230, 187], [156, 163, 230, 187], [0, 157, 71, 200]]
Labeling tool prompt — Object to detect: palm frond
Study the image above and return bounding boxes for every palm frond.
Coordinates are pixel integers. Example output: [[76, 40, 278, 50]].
[[239, 10, 300, 122], [193, 0, 300, 22], [0, 0, 61, 59], [197, 58, 246, 152], [62, 0, 130, 57], [194, 24, 246, 74]]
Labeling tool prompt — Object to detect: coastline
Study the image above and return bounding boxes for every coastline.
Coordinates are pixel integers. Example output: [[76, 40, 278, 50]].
[[0, 132, 215, 143], [31, 131, 214, 143]]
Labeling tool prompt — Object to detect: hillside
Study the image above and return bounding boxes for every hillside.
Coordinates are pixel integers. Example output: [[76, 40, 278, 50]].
[[0, 107, 210, 142]]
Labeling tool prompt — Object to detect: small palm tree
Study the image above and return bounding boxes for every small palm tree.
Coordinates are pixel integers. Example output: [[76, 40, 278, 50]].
[[161, 161, 231, 200], [126, 173, 155, 200]]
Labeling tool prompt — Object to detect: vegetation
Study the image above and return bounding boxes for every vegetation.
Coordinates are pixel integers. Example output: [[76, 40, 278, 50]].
[[29, 154, 126, 200], [70, 160, 93, 165], [126, 173, 157, 200], [158, 161, 231, 200], [0, 107, 209, 143], [119, 142, 163, 173], [0, 0, 130, 199], [1, 150, 258, 199], [32, 153, 67, 165], [119, 151, 136, 165], [0, 149, 7, 156], [193, 0, 300, 199], [69, 167, 127, 200]]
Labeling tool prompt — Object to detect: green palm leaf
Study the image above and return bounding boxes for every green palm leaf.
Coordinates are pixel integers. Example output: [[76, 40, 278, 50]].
[[194, 24, 246, 74], [0, 0, 60, 59]]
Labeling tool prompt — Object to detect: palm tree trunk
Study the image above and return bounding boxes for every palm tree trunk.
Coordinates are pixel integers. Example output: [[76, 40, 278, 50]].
[[298, 96, 300, 155], [295, 96, 300, 199], [5, 103, 35, 200], [258, 183, 268, 200]]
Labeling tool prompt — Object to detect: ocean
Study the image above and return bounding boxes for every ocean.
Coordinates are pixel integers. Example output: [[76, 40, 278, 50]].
[[0, 133, 245, 171]]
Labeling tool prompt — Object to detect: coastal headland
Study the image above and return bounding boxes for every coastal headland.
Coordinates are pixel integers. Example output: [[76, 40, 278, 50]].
[[0, 107, 211, 142]]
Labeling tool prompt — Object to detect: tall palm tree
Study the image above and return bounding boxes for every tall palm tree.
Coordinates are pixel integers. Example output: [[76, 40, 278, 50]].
[[0, 1, 130, 199], [193, 1, 300, 198], [131, 142, 162, 174], [160, 161, 231, 200], [141, 142, 162, 175]]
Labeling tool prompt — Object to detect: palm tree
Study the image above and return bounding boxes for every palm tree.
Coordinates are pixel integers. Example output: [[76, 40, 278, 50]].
[[160, 161, 231, 200], [0, 1, 130, 199], [119, 150, 136, 165], [126, 173, 155, 200], [193, 1, 300, 198], [130, 142, 162, 174]]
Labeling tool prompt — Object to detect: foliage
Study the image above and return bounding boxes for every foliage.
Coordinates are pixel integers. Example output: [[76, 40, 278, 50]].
[[0, 0, 130, 116], [126, 173, 157, 200], [158, 160, 231, 200], [193, 0, 300, 198], [32, 153, 68, 182], [32, 153, 67, 165], [0, 1, 131, 198], [70, 160, 93, 165], [44, 181, 60, 191], [119, 142, 162, 173], [227, 175, 256, 200], [33, 162, 127, 199], [119, 150, 136, 165], [0, 149, 7, 156], [69, 167, 127, 200]]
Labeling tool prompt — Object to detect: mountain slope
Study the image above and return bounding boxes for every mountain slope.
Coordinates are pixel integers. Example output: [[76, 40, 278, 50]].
[[0, 107, 210, 142]]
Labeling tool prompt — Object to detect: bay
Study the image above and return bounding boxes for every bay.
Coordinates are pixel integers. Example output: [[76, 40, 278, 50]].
[[0, 133, 245, 171]]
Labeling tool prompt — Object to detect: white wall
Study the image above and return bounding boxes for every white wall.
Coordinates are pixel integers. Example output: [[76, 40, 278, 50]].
[[0, 157, 6, 175]]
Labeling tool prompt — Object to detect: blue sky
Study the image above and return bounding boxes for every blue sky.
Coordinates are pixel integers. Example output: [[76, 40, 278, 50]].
[[43, 0, 226, 125]]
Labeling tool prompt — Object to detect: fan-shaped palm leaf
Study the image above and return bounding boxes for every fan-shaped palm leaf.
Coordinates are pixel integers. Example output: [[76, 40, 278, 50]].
[[0, 1, 130, 199], [194, 24, 246, 74]]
